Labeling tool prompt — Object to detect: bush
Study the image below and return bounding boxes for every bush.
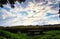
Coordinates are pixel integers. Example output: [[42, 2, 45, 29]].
[[0, 30, 60, 39], [0, 36, 6, 39], [0, 30, 20, 39]]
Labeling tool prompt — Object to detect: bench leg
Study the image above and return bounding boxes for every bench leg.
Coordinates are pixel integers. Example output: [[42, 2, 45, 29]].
[[40, 31, 43, 34]]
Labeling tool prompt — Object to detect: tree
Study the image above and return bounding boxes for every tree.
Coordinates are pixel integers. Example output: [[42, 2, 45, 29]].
[[0, 0, 26, 8]]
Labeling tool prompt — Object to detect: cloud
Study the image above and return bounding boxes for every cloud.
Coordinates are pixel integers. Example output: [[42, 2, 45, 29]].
[[0, 0, 59, 26]]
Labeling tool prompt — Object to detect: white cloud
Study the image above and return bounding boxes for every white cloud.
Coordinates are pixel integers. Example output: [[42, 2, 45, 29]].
[[0, 0, 59, 26]]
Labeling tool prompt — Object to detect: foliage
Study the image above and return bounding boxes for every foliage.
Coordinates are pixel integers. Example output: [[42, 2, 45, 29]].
[[0, 30, 60, 39], [0, 30, 20, 39]]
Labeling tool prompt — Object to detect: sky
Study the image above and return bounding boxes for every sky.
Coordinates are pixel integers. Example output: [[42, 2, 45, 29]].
[[0, 0, 60, 26]]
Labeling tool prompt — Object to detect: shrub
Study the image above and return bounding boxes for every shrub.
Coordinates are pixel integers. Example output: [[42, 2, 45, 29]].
[[0, 30, 20, 39]]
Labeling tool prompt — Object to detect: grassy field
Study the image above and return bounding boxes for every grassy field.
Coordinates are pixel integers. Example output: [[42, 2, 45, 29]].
[[0, 30, 60, 39]]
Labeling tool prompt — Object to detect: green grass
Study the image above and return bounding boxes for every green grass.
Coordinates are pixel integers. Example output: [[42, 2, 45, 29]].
[[0, 30, 60, 39]]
